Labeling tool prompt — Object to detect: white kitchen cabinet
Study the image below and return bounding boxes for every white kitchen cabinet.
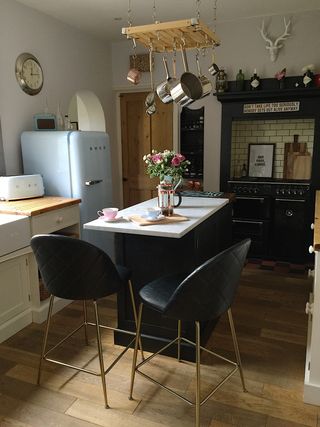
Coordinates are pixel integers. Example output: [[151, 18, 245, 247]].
[[304, 249, 320, 405], [0, 249, 32, 342], [0, 197, 81, 336], [304, 191, 320, 405], [28, 204, 80, 323]]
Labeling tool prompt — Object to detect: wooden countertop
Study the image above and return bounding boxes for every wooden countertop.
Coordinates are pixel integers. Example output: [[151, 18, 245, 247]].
[[0, 196, 81, 216], [314, 191, 320, 251]]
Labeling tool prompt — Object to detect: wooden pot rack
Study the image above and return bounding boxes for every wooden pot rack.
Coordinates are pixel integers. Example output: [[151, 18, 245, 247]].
[[122, 18, 220, 52]]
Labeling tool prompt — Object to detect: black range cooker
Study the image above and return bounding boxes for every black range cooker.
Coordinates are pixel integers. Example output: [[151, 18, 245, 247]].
[[228, 179, 312, 263]]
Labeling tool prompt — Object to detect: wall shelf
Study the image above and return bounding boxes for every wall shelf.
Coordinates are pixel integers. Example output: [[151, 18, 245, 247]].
[[122, 18, 220, 52]]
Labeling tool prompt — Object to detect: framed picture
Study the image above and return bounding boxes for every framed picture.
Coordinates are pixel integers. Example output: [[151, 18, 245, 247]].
[[248, 144, 275, 178]]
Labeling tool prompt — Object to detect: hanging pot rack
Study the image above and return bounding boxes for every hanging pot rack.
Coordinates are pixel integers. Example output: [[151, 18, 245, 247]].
[[122, 18, 220, 52]]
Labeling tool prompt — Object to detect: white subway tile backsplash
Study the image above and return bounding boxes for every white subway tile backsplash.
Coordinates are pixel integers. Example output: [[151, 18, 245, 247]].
[[230, 118, 315, 179]]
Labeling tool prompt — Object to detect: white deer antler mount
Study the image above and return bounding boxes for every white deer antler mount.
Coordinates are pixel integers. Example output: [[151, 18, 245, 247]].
[[260, 17, 291, 62]]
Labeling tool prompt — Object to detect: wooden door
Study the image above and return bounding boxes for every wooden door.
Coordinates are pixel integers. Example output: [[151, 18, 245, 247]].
[[120, 92, 173, 207]]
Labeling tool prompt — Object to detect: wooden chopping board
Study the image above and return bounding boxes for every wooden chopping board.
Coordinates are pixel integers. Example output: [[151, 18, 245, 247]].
[[129, 213, 188, 226], [284, 142, 312, 180]]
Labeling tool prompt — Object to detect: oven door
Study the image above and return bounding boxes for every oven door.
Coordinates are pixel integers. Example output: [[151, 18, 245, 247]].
[[233, 196, 272, 220], [273, 198, 310, 262], [232, 218, 270, 257]]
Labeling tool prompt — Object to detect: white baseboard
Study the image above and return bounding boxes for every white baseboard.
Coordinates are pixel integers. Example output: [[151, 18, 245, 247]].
[[32, 298, 72, 324], [0, 309, 33, 343], [304, 381, 320, 405]]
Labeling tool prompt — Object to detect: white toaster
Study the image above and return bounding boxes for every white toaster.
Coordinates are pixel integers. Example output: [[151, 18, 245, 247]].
[[0, 174, 44, 201]]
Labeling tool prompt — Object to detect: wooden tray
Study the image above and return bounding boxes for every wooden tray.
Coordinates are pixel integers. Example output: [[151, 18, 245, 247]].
[[122, 18, 220, 52], [129, 213, 188, 226]]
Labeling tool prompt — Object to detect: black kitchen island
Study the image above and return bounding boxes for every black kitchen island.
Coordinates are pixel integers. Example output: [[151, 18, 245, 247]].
[[84, 196, 232, 360]]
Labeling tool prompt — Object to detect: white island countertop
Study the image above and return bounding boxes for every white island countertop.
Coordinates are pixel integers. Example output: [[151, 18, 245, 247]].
[[84, 197, 229, 239]]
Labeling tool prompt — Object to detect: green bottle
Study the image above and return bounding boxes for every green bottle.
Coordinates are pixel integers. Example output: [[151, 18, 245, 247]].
[[236, 69, 245, 91]]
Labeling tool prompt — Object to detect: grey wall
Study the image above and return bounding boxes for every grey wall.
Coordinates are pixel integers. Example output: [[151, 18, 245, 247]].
[[0, 0, 116, 196], [112, 10, 320, 191]]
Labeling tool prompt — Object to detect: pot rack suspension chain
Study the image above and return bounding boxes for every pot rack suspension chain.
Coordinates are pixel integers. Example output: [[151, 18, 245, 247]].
[[196, 0, 201, 20], [127, 0, 133, 27], [212, 0, 218, 33]]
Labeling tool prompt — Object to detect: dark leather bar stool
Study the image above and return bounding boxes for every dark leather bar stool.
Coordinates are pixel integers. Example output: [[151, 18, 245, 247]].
[[31, 234, 143, 409], [129, 238, 251, 427]]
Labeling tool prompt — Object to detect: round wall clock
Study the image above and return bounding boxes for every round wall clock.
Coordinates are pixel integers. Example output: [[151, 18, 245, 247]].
[[15, 52, 43, 95]]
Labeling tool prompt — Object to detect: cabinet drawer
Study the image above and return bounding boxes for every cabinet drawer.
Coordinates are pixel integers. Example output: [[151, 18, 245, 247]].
[[31, 205, 80, 235]]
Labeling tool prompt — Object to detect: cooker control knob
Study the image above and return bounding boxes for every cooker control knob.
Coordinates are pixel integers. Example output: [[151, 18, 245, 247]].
[[292, 190, 297, 195], [311, 223, 314, 230], [309, 245, 314, 254], [281, 189, 285, 195], [287, 190, 291, 195]]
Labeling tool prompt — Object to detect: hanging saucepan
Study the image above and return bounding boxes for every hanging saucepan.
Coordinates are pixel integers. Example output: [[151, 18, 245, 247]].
[[195, 53, 213, 98], [170, 47, 203, 107], [156, 56, 177, 104], [145, 48, 156, 115]]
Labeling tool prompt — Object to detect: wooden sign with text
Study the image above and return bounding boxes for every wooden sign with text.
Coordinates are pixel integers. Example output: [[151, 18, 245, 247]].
[[243, 101, 300, 114]]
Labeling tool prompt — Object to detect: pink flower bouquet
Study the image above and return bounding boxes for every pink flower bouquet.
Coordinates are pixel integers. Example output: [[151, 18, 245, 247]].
[[143, 149, 190, 182]]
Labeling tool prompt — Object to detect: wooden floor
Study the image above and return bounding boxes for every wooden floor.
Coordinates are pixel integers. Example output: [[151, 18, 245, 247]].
[[0, 266, 319, 426]]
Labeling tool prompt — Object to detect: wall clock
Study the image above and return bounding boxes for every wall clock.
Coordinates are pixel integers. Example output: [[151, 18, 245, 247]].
[[15, 52, 43, 95]]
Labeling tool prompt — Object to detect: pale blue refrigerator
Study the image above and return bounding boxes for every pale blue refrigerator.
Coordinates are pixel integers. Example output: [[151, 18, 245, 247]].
[[21, 131, 114, 258]]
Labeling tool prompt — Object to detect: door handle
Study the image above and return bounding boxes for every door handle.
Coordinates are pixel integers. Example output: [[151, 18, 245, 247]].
[[85, 180, 103, 186], [123, 177, 128, 182]]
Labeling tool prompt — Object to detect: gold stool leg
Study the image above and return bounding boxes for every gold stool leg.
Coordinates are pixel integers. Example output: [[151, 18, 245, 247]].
[[93, 300, 109, 408], [83, 300, 89, 345], [37, 294, 54, 385], [129, 303, 143, 400], [177, 320, 181, 362], [195, 321, 201, 427], [228, 308, 247, 392], [128, 280, 144, 360]]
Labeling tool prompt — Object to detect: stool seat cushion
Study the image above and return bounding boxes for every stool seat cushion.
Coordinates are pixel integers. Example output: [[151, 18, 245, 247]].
[[31, 234, 131, 301], [138, 239, 251, 322], [139, 272, 187, 313]]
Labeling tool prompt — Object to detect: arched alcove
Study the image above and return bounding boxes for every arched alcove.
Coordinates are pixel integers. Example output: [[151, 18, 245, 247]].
[[68, 90, 106, 131]]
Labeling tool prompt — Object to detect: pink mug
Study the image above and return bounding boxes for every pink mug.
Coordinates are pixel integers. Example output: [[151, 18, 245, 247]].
[[97, 207, 118, 220], [127, 68, 141, 85]]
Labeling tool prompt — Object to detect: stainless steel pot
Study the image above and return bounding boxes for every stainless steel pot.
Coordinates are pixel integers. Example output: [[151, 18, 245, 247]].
[[170, 48, 203, 107], [156, 57, 176, 104], [196, 54, 212, 98]]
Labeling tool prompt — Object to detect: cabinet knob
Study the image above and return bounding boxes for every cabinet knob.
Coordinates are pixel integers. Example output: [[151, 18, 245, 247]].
[[305, 302, 314, 315], [311, 223, 315, 230], [309, 245, 314, 254]]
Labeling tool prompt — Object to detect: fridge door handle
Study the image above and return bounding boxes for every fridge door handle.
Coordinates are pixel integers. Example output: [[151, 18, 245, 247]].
[[85, 180, 103, 186]]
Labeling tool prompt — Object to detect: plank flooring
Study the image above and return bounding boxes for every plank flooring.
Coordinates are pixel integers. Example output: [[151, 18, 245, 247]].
[[0, 266, 319, 426]]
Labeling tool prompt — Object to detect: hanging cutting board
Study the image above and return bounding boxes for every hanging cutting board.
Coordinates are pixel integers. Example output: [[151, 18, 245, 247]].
[[292, 152, 312, 179], [283, 142, 312, 180]]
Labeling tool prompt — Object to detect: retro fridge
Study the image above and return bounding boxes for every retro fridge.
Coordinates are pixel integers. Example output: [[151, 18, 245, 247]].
[[21, 131, 114, 257]]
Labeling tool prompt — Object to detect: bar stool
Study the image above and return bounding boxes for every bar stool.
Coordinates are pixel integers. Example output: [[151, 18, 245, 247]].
[[129, 238, 251, 427], [31, 234, 143, 409]]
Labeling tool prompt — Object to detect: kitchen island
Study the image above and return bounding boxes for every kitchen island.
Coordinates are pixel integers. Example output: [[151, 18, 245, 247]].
[[84, 196, 232, 359]]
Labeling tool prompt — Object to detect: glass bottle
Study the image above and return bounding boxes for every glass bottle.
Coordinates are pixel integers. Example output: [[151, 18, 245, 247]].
[[236, 69, 245, 91], [215, 68, 228, 93], [64, 114, 72, 130], [250, 69, 260, 91], [56, 103, 64, 130], [241, 163, 247, 177]]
